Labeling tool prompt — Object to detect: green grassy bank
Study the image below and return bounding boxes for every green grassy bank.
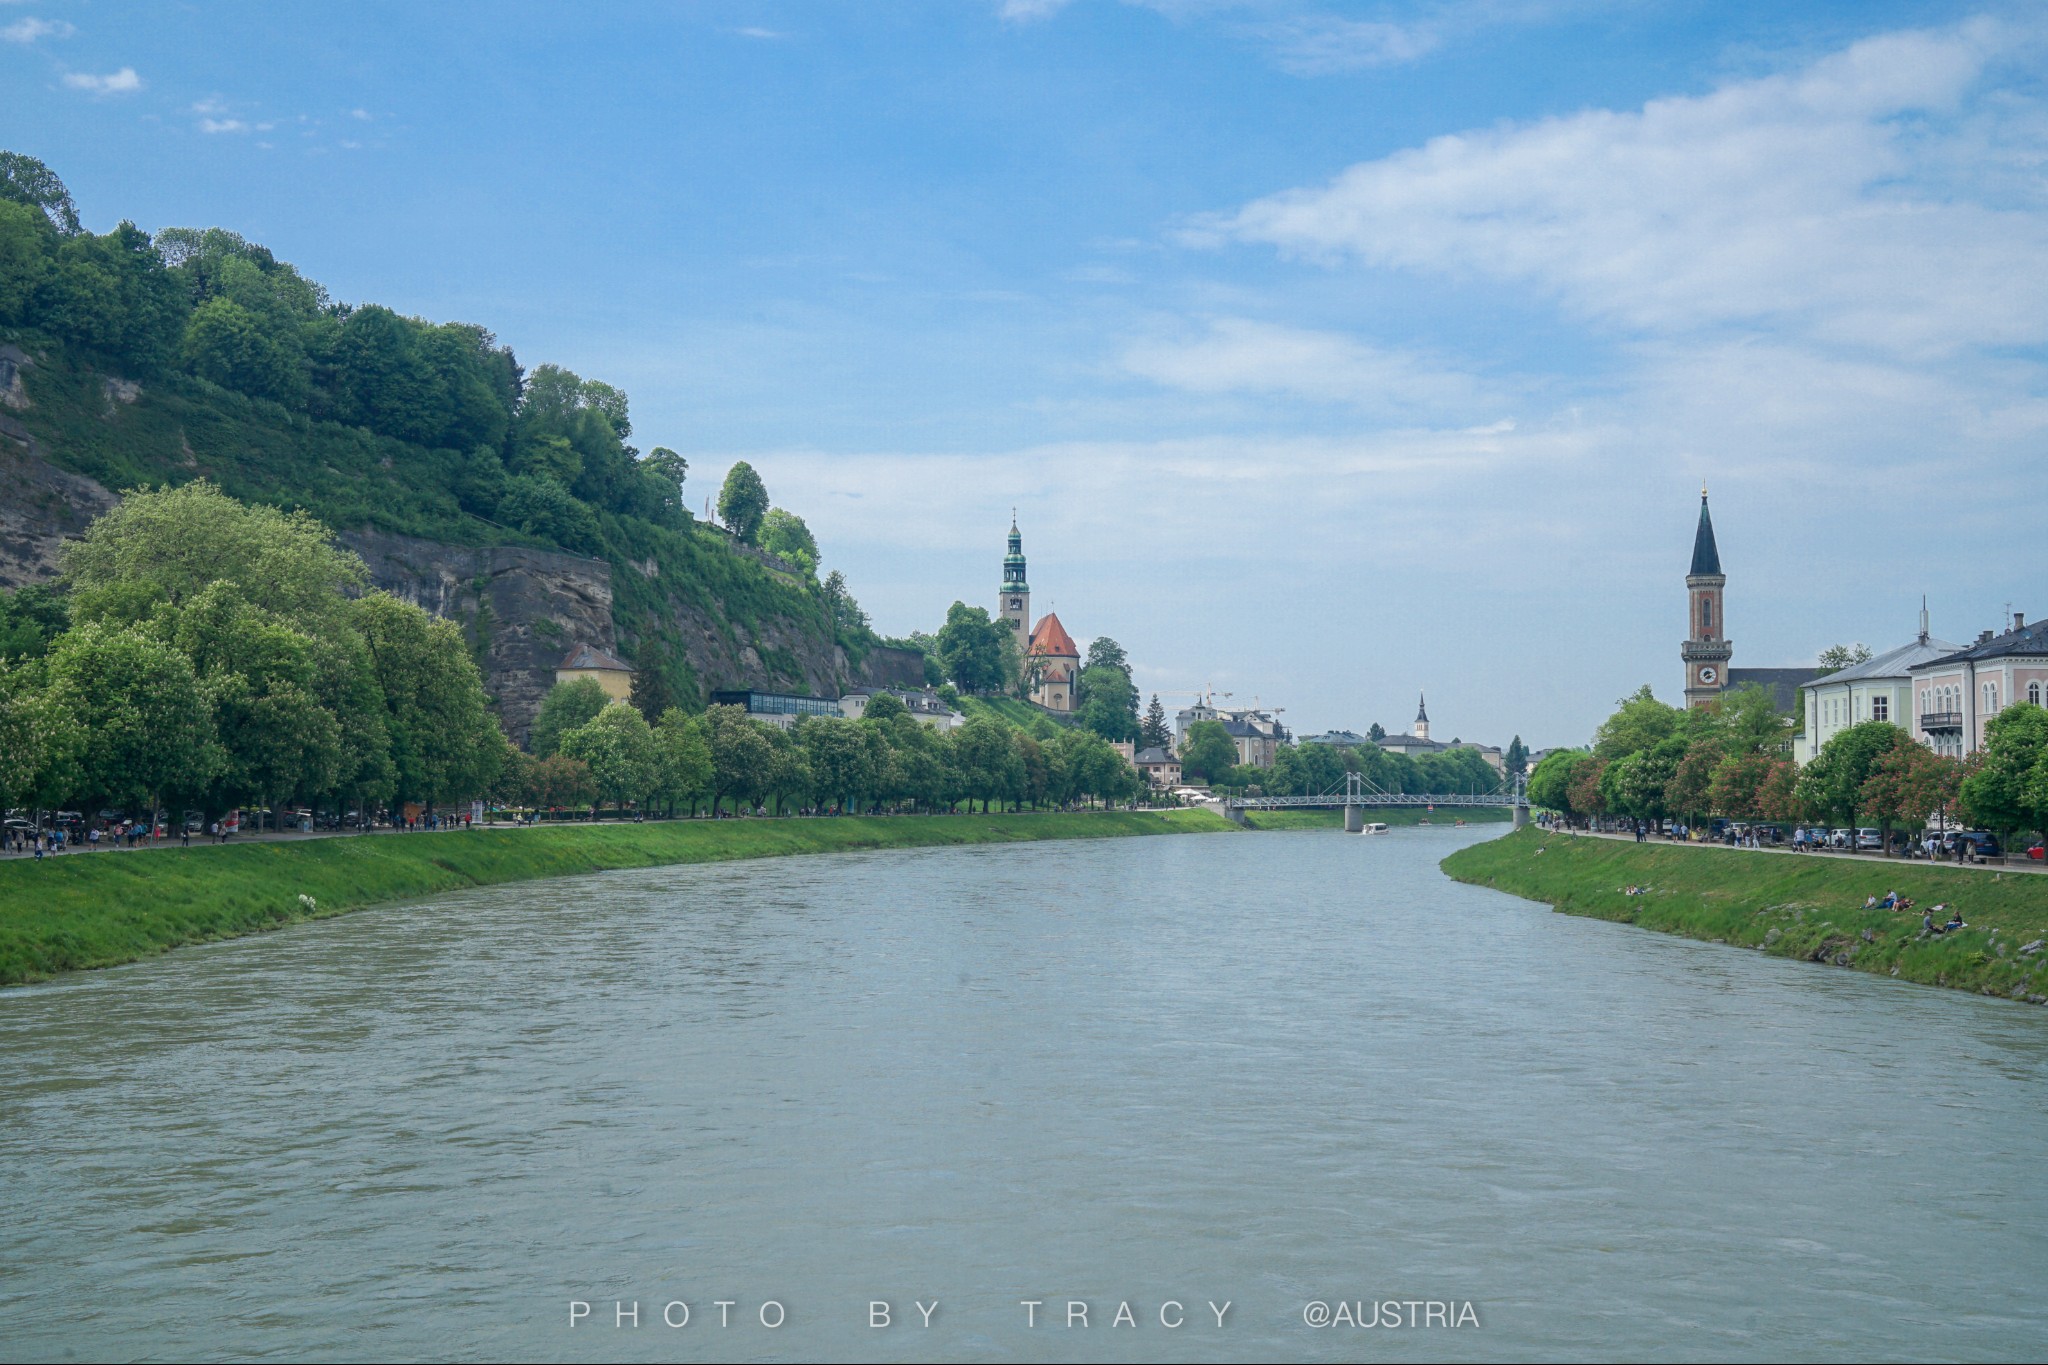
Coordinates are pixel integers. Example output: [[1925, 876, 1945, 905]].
[[0, 809, 1232, 986], [1239, 807, 1512, 831], [1443, 827, 2048, 1003]]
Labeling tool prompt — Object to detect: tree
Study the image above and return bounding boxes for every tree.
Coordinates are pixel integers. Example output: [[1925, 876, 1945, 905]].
[[703, 703, 773, 815], [1662, 739, 1720, 823], [1140, 694, 1172, 751], [1075, 663, 1139, 743], [717, 461, 770, 544], [649, 708, 713, 816], [1707, 751, 1778, 821], [0, 656, 81, 815], [1525, 749, 1587, 813], [641, 447, 690, 526], [1504, 735, 1528, 777], [1367, 721, 1386, 742], [531, 753, 595, 812], [760, 508, 819, 577], [0, 151, 80, 234], [350, 592, 502, 811], [953, 715, 1022, 812], [61, 480, 366, 629], [0, 584, 68, 661], [800, 716, 878, 813], [1816, 643, 1873, 675], [46, 623, 214, 823], [820, 570, 869, 636], [935, 602, 1007, 694], [559, 702, 658, 814], [1795, 721, 1907, 834], [1180, 720, 1239, 784], [1083, 637, 1129, 676], [1860, 742, 1964, 853], [1567, 756, 1609, 819], [1593, 685, 1682, 761], [1959, 703, 2048, 841], [529, 677, 612, 758], [628, 636, 693, 722]]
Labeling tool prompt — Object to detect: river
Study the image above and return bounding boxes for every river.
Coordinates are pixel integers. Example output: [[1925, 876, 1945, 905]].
[[2, 825, 2044, 1362]]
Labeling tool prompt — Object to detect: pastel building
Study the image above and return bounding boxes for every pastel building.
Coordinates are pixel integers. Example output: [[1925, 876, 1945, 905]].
[[1795, 605, 1960, 764], [1909, 614, 2048, 759], [557, 644, 634, 702], [1027, 612, 1080, 712]]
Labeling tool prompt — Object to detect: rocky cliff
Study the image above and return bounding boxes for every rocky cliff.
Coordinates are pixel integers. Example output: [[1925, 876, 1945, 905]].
[[0, 344, 926, 741]]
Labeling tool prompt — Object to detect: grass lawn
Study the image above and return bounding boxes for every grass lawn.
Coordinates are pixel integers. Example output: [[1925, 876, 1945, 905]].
[[1443, 826, 2048, 1003], [0, 809, 1232, 985]]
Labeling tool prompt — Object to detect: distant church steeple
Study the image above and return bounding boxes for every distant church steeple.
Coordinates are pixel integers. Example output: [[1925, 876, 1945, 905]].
[[1413, 691, 1430, 741], [1681, 486, 1732, 709], [999, 512, 1031, 658]]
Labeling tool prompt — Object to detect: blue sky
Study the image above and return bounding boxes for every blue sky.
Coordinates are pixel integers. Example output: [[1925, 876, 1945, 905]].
[[7, 1, 2046, 747]]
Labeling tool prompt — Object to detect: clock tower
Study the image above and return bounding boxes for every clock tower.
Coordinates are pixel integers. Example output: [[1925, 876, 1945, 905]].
[[999, 514, 1030, 659], [1681, 487, 1731, 709]]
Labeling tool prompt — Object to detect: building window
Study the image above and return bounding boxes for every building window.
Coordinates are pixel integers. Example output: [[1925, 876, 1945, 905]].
[[2032, 681, 2043, 706], [1984, 682, 1999, 712], [1871, 695, 1888, 722]]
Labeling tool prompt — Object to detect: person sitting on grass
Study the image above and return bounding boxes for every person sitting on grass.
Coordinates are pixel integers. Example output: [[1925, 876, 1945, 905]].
[[1865, 895, 1879, 910], [1944, 910, 1966, 933], [1880, 889, 1898, 910]]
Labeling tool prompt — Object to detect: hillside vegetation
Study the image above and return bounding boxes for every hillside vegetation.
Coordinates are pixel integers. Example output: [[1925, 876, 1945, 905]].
[[0, 153, 886, 701]]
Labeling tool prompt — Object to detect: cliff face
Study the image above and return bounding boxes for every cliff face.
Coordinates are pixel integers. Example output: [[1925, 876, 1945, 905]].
[[0, 347, 119, 591], [339, 529, 618, 745], [0, 345, 927, 740]]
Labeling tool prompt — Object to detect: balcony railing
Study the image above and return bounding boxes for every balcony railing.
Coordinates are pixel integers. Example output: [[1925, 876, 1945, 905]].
[[1921, 711, 1963, 732]]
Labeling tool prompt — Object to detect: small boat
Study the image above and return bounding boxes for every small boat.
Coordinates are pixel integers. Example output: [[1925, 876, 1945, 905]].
[[1454, 818, 1467, 828], [1364, 822, 1389, 835]]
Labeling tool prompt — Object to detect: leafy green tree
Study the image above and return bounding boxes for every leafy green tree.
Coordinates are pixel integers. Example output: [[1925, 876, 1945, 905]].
[[559, 702, 658, 815], [531, 753, 595, 812], [1567, 756, 1608, 818], [0, 656, 81, 814], [0, 584, 68, 661], [821, 569, 869, 636], [47, 623, 215, 823], [350, 592, 502, 810], [1662, 738, 1720, 823], [953, 715, 1022, 812], [1075, 661, 1139, 743], [1504, 735, 1528, 777], [1180, 720, 1239, 784], [641, 447, 690, 525], [0, 151, 81, 234], [1707, 751, 1781, 821], [799, 716, 878, 813], [1795, 721, 1907, 834], [717, 461, 770, 544], [1860, 741, 1963, 851], [703, 703, 773, 815], [760, 508, 819, 577], [529, 677, 612, 758], [1959, 703, 2048, 841], [1367, 721, 1386, 742], [1140, 694, 1172, 751], [1593, 685, 1682, 761], [62, 480, 366, 629], [650, 708, 714, 816], [1537, 756, 1582, 812], [1816, 643, 1873, 675], [936, 602, 1007, 694]]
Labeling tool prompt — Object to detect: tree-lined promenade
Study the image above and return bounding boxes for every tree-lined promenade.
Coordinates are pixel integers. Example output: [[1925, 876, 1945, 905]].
[[1526, 683, 2048, 855]]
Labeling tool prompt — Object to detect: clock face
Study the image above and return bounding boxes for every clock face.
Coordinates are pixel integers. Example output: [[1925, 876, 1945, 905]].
[[1699, 666, 1719, 684], [1008, 598, 1021, 609]]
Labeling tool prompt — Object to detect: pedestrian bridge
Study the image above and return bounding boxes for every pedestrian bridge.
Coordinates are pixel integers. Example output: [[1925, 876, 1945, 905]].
[[1224, 771, 1529, 832]]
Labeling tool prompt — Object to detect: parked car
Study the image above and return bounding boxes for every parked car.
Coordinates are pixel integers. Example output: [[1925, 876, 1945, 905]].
[[1855, 828, 1883, 850], [1827, 828, 1853, 849], [1944, 831, 2003, 859], [2028, 843, 2044, 862]]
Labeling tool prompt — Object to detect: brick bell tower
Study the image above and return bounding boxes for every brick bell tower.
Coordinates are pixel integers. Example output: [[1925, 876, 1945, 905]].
[[1681, 486, 1731, 709], [999, 512, 1030, 660]]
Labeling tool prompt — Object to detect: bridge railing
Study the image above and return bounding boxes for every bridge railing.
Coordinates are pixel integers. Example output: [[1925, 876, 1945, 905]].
[[1224, 770, 1527, 811]]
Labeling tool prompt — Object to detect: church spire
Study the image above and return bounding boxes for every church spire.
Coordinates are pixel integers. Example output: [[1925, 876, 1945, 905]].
[[1689, 487, 1722, 577], [1413, 691, 1430, 741]]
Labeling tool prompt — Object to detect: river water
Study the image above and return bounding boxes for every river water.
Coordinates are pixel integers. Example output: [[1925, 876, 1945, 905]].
[[2, 825, 2044, 1362]]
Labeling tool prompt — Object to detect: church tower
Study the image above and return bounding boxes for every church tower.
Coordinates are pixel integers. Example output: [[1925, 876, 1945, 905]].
[[1413, 692, 1430, 741], [1681, 487, 1731, 709], [999, 514, 1031, 659]]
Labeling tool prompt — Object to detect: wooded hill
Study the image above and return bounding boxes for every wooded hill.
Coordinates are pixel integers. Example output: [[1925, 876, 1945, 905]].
[[0, 152, 920, 724]]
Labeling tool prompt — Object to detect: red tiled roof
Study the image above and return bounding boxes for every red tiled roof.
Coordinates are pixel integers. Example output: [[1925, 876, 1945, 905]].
[[1028, 612, 1079, 659]]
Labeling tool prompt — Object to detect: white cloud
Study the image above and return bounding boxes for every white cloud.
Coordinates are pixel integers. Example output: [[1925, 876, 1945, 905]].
[[2, 16, 73, 43], [1216, 20, 2048, 360], [199, 117, 248, 134], [62, 67, 141, 95], [1120, 317, 1493, 413], [1258, 15, 1439, 73], [998, 0, 1076, 21], [733, 26, 785, 40], [350, 107, 373, 120]]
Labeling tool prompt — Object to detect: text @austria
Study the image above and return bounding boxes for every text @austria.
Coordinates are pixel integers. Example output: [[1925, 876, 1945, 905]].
[[569, 1299, 1482, 1329]]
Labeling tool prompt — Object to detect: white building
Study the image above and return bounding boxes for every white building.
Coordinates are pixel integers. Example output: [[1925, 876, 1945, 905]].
[[1796, 610, 1960, 764], [838, 686, 965, 731]]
